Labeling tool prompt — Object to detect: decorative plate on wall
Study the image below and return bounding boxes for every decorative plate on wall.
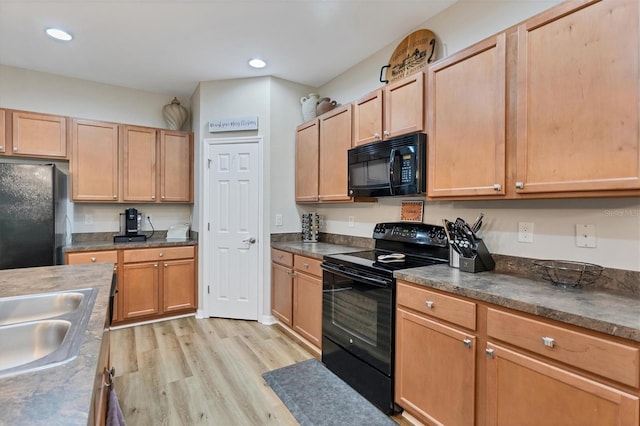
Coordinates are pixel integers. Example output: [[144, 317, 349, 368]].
[[380, 29, 438, 84]]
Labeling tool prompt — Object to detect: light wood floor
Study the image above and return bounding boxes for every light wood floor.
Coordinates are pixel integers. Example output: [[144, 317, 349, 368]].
[[110, 317, 412, 426]]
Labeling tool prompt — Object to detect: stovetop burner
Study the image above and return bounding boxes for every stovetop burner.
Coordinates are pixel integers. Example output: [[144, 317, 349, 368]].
[[323, 222, 450, 278]]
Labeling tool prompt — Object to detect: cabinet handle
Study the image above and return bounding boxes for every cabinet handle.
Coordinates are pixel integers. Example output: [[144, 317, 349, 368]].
[[374, 133, 381, 139], [161, 195, 165, 199], [103, 367, 115, 387], [151, 195, 156, 200], [486, 348, 495, 358], [0, 146, 3, 150], [113, 195, 117, 199], [425, 300, 434, 308], [383, 130, 390, 137], [515, 181, 524, 189], [493, 183, 502, 191], [159, 252, 164, 257], [542, 337, 555, 348], [164, 263, 168, 267], [154, 263, 158, 268], [463, 338, 472, 348], [303, 263, 309, 269], [13, 147, 18, 152], [90, 257, 97, 262]]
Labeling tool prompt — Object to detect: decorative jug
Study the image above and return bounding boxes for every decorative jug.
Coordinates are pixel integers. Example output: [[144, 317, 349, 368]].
[[300, 93, 320, 122], [316, 98, 337, 116], [162, 97, 189, 130]]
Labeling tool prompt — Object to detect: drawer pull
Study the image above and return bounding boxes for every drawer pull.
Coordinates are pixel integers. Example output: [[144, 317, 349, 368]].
[[425, 300, 435, 308], [542, 336, 555, 348], [159, 252, 164, 257], [164, 263, 168, 267], [463, 338, 472, 348], [486, 348, 495, 359], [304, 263, 309, 269], [154, 263, 158, 268], [90, 257, 97, 262], [493, 183, 502, 191]]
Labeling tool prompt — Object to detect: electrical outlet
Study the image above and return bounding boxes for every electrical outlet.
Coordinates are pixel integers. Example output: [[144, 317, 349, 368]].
[[275, 214, 283, 226], [348, 216, 355, 228], [576, 224, 596, 248], [146, 215, 152, 228], [518, 222, 534, 243], [84, 214, 93, 225]]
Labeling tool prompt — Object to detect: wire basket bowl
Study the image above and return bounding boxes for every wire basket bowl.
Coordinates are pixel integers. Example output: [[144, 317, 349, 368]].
[[532, 260, 604, 288]]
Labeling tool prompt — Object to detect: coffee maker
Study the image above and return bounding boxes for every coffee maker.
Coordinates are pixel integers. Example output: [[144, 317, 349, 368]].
[[114, 208, 147, 242]]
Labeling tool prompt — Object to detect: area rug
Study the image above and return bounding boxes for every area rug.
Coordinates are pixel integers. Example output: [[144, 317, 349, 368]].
[[262, 359, 397, 426]]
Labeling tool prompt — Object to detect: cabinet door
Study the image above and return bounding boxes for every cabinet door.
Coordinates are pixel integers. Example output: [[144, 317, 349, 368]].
[[159, 130, 192, 202], [11, 111, 67, 158], [271, 262, 293, 326], [486, 342, 639, 426], [122, 125, 157, 202], [428, 34, 507, 198], [121, 261, 160, 319], [395, 307, 476, 426], [293, 271, 322, 348], [384, 72, 424, 139], [295, 120, 319, 202], [71, 119, 119, 202], [353, 89, 383, 146], [0, 109, 6, 154], [515, 0, 640, 193], [162, 258, 196, 312], [319, 104, 352, 202]]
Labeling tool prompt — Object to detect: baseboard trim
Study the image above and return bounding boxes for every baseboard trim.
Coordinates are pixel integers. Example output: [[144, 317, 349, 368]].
[[272, 321, 321, 360], [110, 312, 195, 330]]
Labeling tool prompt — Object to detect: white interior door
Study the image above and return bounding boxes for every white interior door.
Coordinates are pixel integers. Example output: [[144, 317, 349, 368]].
[[206, 140, 260, 320]]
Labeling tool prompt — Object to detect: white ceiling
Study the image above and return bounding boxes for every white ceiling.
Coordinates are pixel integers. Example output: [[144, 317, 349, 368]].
[[0, 0, 457, 98]]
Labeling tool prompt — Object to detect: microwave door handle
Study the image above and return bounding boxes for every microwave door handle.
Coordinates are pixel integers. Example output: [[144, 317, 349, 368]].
[[388, 148, 397, 195]]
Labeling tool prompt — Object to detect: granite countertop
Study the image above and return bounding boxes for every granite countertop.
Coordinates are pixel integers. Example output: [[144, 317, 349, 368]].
[[65, 238, 198, 253], [271, 241, 367, 260], [395, 264, 640, 343], [0, 263, 115, 426], [272, 241, 639, 344]]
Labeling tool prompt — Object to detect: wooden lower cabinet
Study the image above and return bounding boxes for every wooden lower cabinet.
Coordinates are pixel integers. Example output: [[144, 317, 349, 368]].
[[395, 283, 476, 426], [270, 250, 322, 350], [395, 280, 640, 426], [486, 342, 639, 426], [121, 245, 196, 322]]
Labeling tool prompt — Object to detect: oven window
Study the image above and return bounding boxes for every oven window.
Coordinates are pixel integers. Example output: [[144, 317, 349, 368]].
[[332, 290, 378, 346], [350, 158, 389, 187]]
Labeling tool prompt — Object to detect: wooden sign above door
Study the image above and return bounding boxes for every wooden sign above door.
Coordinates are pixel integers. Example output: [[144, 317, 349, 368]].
[[380, 29, 438, 84]]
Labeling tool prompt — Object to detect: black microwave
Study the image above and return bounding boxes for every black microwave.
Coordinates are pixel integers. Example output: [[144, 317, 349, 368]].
[[348, 132, 426, 197]]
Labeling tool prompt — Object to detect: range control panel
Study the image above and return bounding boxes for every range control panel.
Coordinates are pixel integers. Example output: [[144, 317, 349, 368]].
[[372, 222, 448, 248]]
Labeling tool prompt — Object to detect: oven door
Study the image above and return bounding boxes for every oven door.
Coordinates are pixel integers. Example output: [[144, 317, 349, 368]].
[[321, 262, 394, 375]]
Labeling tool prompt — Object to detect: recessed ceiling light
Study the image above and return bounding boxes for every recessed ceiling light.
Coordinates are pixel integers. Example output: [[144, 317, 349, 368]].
[[248, 58, 266, 69], [45, 28, 73, 41]]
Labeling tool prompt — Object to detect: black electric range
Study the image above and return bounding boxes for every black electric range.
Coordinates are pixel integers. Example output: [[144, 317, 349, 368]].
[[321, 222, 450, 414]]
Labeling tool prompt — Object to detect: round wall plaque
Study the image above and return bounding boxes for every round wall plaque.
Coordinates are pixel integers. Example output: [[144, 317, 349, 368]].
[[385, 29, 437, 84]]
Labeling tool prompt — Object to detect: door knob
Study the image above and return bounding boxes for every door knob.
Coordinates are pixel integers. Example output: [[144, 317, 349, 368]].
[[242, 237, 257, 244]]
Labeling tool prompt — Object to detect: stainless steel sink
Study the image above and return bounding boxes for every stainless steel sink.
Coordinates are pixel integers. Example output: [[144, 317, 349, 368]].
[[0, 288, 98, 378], [0, 291, 85, 326]]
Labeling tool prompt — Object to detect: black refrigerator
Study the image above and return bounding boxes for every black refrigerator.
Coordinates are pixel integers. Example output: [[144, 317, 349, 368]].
[[0, 163, 68, 269]]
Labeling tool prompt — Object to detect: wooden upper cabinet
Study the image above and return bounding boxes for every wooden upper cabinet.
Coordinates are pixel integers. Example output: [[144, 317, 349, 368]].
[[515, 0, 640, 194], [319, 104, 352, 202], [122, 125, 157, 202], [428, 33, 507, 198], [384, 71, 425, 140], [353, 72, 425, 146], [159, 130, 193, 202], [71, 119, 119, 202], [0, 109, 5, 153], [295, 119, 320, 202], [353, 89, 383, 146], [11, 111, 67, 158]]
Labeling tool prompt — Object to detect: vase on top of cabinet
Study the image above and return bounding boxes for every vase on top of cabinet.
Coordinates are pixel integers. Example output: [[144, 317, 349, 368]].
[[300, 93, 320, 122], [316, 98, 337, 116]]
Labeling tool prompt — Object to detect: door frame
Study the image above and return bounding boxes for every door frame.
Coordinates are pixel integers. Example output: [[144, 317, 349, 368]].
[[200, 136, 267, 322]]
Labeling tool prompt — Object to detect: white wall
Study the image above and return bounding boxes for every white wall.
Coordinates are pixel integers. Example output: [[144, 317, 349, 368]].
[[0, 65, 193, 235], [312, 0, 640, 272]]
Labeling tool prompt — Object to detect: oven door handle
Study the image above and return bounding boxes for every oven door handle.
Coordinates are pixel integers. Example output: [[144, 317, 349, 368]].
[[321, 263, 392, 288]]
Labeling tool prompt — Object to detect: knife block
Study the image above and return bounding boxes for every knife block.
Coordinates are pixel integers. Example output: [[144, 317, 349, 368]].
[[458, 239, 495, 273]]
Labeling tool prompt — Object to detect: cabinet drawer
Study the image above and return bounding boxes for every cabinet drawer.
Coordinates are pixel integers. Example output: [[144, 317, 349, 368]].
[[487, 308, 640, 388], [293, 255, 322, 277], [272, 248, 293, 268], [396, 281, 476, 330], [67, 250, 118, 264], [123, 246, 194, 263]]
